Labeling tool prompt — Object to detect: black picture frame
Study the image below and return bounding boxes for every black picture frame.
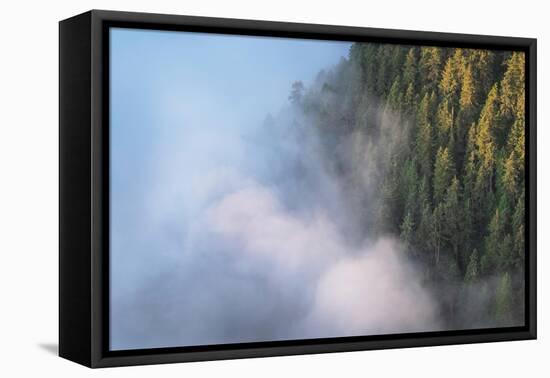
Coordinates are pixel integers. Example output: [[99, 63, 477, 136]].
[[59, 9, 537, 368]]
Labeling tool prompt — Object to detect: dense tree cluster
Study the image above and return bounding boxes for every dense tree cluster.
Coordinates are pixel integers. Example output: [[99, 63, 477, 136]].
[[292, 43, 526, 328]]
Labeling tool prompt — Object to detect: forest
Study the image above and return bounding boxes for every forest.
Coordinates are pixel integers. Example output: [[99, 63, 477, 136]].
[[288, 43, 526, 329]]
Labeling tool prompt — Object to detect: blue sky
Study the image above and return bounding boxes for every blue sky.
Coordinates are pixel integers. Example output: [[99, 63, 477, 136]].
[[110, 28, 351, 249], [109, 27, 351, 350]]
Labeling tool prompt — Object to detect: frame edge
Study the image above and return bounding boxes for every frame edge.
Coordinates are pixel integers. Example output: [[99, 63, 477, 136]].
[[59, 11, 94, 368], [80, 9, 537, 368]]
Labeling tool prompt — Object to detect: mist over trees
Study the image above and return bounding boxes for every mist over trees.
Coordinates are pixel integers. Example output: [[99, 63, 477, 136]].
[[287, 44, 526, 329], [110, 36, 526, 349]]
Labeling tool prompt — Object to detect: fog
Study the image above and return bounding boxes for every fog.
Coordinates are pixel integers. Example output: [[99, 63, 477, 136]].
[[110, 29, 440, 350]]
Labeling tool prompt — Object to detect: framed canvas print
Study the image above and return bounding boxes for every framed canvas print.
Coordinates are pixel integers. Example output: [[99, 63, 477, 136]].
[[59, 10, 537, 368]]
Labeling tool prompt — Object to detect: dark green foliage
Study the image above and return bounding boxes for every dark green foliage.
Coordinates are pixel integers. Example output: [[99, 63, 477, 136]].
[[464, 249, 479, 283], [400, 211, 415, 251], [442, 177, 464, 271], [291, 43, 525, 328], [433, 146, 455, 204]]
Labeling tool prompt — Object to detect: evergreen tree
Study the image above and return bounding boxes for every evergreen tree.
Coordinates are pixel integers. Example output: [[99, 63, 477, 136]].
[[457, 63, 478, 154], [431, 203, 445, 266], [363, 45, 379, 94], [511, 193, 525, 268], [502, 150, 520, 203], [495, 272, 513, 326], [443, 176, 464, 271], [419, 46, 442, 93], [464, 249, 480, 283], [400, 211, 415, 251], [404, 82, 417, 115], [416, 93, 435, 181], [400, 158, 419, 216], [436, 99, 454, 148], [403, 48, 418, 87], [470, 50, 497, 99], [500, 52, 526, 121], [387, 78, 403, 112], [375, 45, 392, 97], [482, 209, 505, 275], [507, 118, 525, 167], [289, 81, 305, 105], [433, 146, 455, 204], [460, 63, 477, 111], [439, 49, 464, 105], [418, 202, 434, 259], [474, 85, 500, 198]]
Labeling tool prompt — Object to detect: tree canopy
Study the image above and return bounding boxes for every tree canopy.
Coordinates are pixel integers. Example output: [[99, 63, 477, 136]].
[[290, 44, 526, 328]]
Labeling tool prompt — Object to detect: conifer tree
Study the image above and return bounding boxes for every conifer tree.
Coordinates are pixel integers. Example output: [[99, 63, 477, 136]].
[[387, 78, 403, 112], [419, 46, 442, 93], [418, 202, 433, 257], [443, 176, 464, 271], [507, 118, 525, 166], [512, 193, 525, 268], [482, 209, 505, 274], [440, 49, 464, 105], [404, 82, 417, 114], [474, 85, 500, 197], [375, 46, 392, 97], [433, 146, 455, 204], [400, 211, 415, 251], [416, 93, 435, 181], [403, 48, 418, 91], [500, 52, 525, 121], [495, 272, 513, 325], [400, 158, 419, 216], [460, 63, 476, 111], [431, 203, 446, 266], [464, 249, 479, 283], [436, 99, 454, 148], [289, 81, 305, 105], [470, 50, 497, 98], [502, 150, 520, 203]]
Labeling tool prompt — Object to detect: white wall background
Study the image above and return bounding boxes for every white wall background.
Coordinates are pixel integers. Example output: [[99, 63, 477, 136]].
[[0, 0, 546, 376]]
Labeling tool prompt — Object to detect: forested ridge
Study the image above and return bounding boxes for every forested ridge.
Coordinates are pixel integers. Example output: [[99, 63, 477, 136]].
[[290, 43, 526, 328]]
